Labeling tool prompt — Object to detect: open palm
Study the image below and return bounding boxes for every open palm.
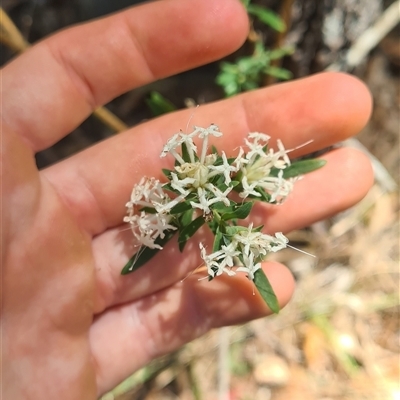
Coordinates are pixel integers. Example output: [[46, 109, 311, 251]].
[[2, 0, 373, 398]]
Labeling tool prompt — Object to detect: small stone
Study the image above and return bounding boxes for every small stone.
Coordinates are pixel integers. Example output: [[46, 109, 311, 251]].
[[253, 355, 290, 387]]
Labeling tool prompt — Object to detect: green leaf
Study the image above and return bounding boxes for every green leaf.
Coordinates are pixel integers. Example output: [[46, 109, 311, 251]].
[[138, 206, 157, 214], [211, 202, 236, 213], [121, 230, 176, 275], [211, 145, 219, 154], [264, 66, 292, 80], [268, 47, 294, 60], [180, 208, 194, 227], [178, 215, 205, 252], [162, 168, 173, 178], [162, 183, 181, 195], [221, 201, 253, 221], [170, 201, 192, 215], [181, 142, 192, 163], [254, 187, 271, 203], [225, 225, 247, 236], [213, 228, 223, 252], [271, 159, 327, 178], [253, 225, 264, 232], [253, 268, 280, 313], [146, 91, 176, 116], [247, 5, 286, 32]]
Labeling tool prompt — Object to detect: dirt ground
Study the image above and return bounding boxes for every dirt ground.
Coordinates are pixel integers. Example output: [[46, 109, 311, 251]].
[[1, 1, 399, 399]]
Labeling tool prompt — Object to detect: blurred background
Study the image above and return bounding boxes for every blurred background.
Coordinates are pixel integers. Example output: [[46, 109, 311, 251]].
[[1, 1, 399, 399]]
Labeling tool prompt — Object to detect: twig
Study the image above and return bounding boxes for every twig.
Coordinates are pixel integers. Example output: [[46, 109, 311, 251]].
[[327, 0, 400, 71], [93, 106, 129, 133], [265, 0, 295, 86], [0, 7, 29, 52], [0, 7, 128, 134], [326, 2, 400, 192]]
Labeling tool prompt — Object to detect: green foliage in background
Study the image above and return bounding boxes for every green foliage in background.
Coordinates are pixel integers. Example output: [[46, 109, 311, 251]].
[[146, 91, 176, 116], [216, 1, 293, 97]]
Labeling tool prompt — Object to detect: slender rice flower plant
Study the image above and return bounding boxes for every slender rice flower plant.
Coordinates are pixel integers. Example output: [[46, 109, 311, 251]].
[[122, 124, 325, 312]]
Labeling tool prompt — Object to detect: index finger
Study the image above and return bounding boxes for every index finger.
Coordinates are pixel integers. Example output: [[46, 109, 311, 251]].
[[1, 0, 248, 152]]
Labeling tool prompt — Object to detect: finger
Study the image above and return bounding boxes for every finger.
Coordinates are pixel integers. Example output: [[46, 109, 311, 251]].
[[1, 0, 248, 151], [91, 146, 372, 312], [90, 261, 295, 395], [42, 72, 372, 235]]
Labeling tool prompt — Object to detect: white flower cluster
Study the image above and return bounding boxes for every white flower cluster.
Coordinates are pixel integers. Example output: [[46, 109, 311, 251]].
[[125, 124, 294, 274], [160, 124, 295, 207], [200, 224, 288, 280], [161, 124, 235, 214], [239, 132, 294, 203], [123, 177, 178, 249]]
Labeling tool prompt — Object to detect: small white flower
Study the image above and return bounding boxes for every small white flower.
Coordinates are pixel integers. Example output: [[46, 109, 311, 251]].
[[126, 211, 177, 249], [125, 177, 177, 249], [153, 192, 189, 214], [193, 124, 223, 164], [245, 132, 271, 161], [194, 124, 223, 139], [170, 172, 196, 194], [276, 139, 291, 167], [199, 242, 239, 277], [239, 176, 261, 199], [204, 183, 232, 206], [160, 132, 185, 164], [270, 232, 289, 251], [236, 252, 261, 280], [208, 151, 237, 185], [257, 170, 294, 203], [232, 223, 289, 258], [219, 243, 240, 268], [248, 132, 271, 142], [199, 243, 224, 277], [190, 187, 212, 214], [232, 147, 249, 170], [178, 132, 198, 163], [238, 136, 294, 202]]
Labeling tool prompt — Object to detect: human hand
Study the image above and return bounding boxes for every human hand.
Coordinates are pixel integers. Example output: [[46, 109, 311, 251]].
[[1, 0, 373, 398]]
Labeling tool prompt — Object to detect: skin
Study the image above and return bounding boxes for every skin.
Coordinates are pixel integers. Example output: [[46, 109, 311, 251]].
[[1, 0, 374, 398]]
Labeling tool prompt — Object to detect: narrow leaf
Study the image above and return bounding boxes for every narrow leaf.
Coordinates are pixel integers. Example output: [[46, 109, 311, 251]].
[[121, 230, 176, 275], [138, 206, 157, 214], [178, 215, 205, 243], [247, 5, 286, 32], [162, 183, 181, 195], [146, 91, 176, 116], [264, 66, 292, 80], [180, 208, 194, 227], [268, 47, 294, 60], [178, 208, 195, 252], [225, 225, 247, 236], [162, 168, 173, 178], [211, 202, 236, 213], [221, 201, 253, 221], [253, 269, 280, 313], [254, 187, 271, 203], [211, 145, 219, 154], [270, 159, 327, 178], [213, 228, 223, 252], [181, 142, 192, 163], [170, 201, 192, 215], [179, 240, 187, 253]]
